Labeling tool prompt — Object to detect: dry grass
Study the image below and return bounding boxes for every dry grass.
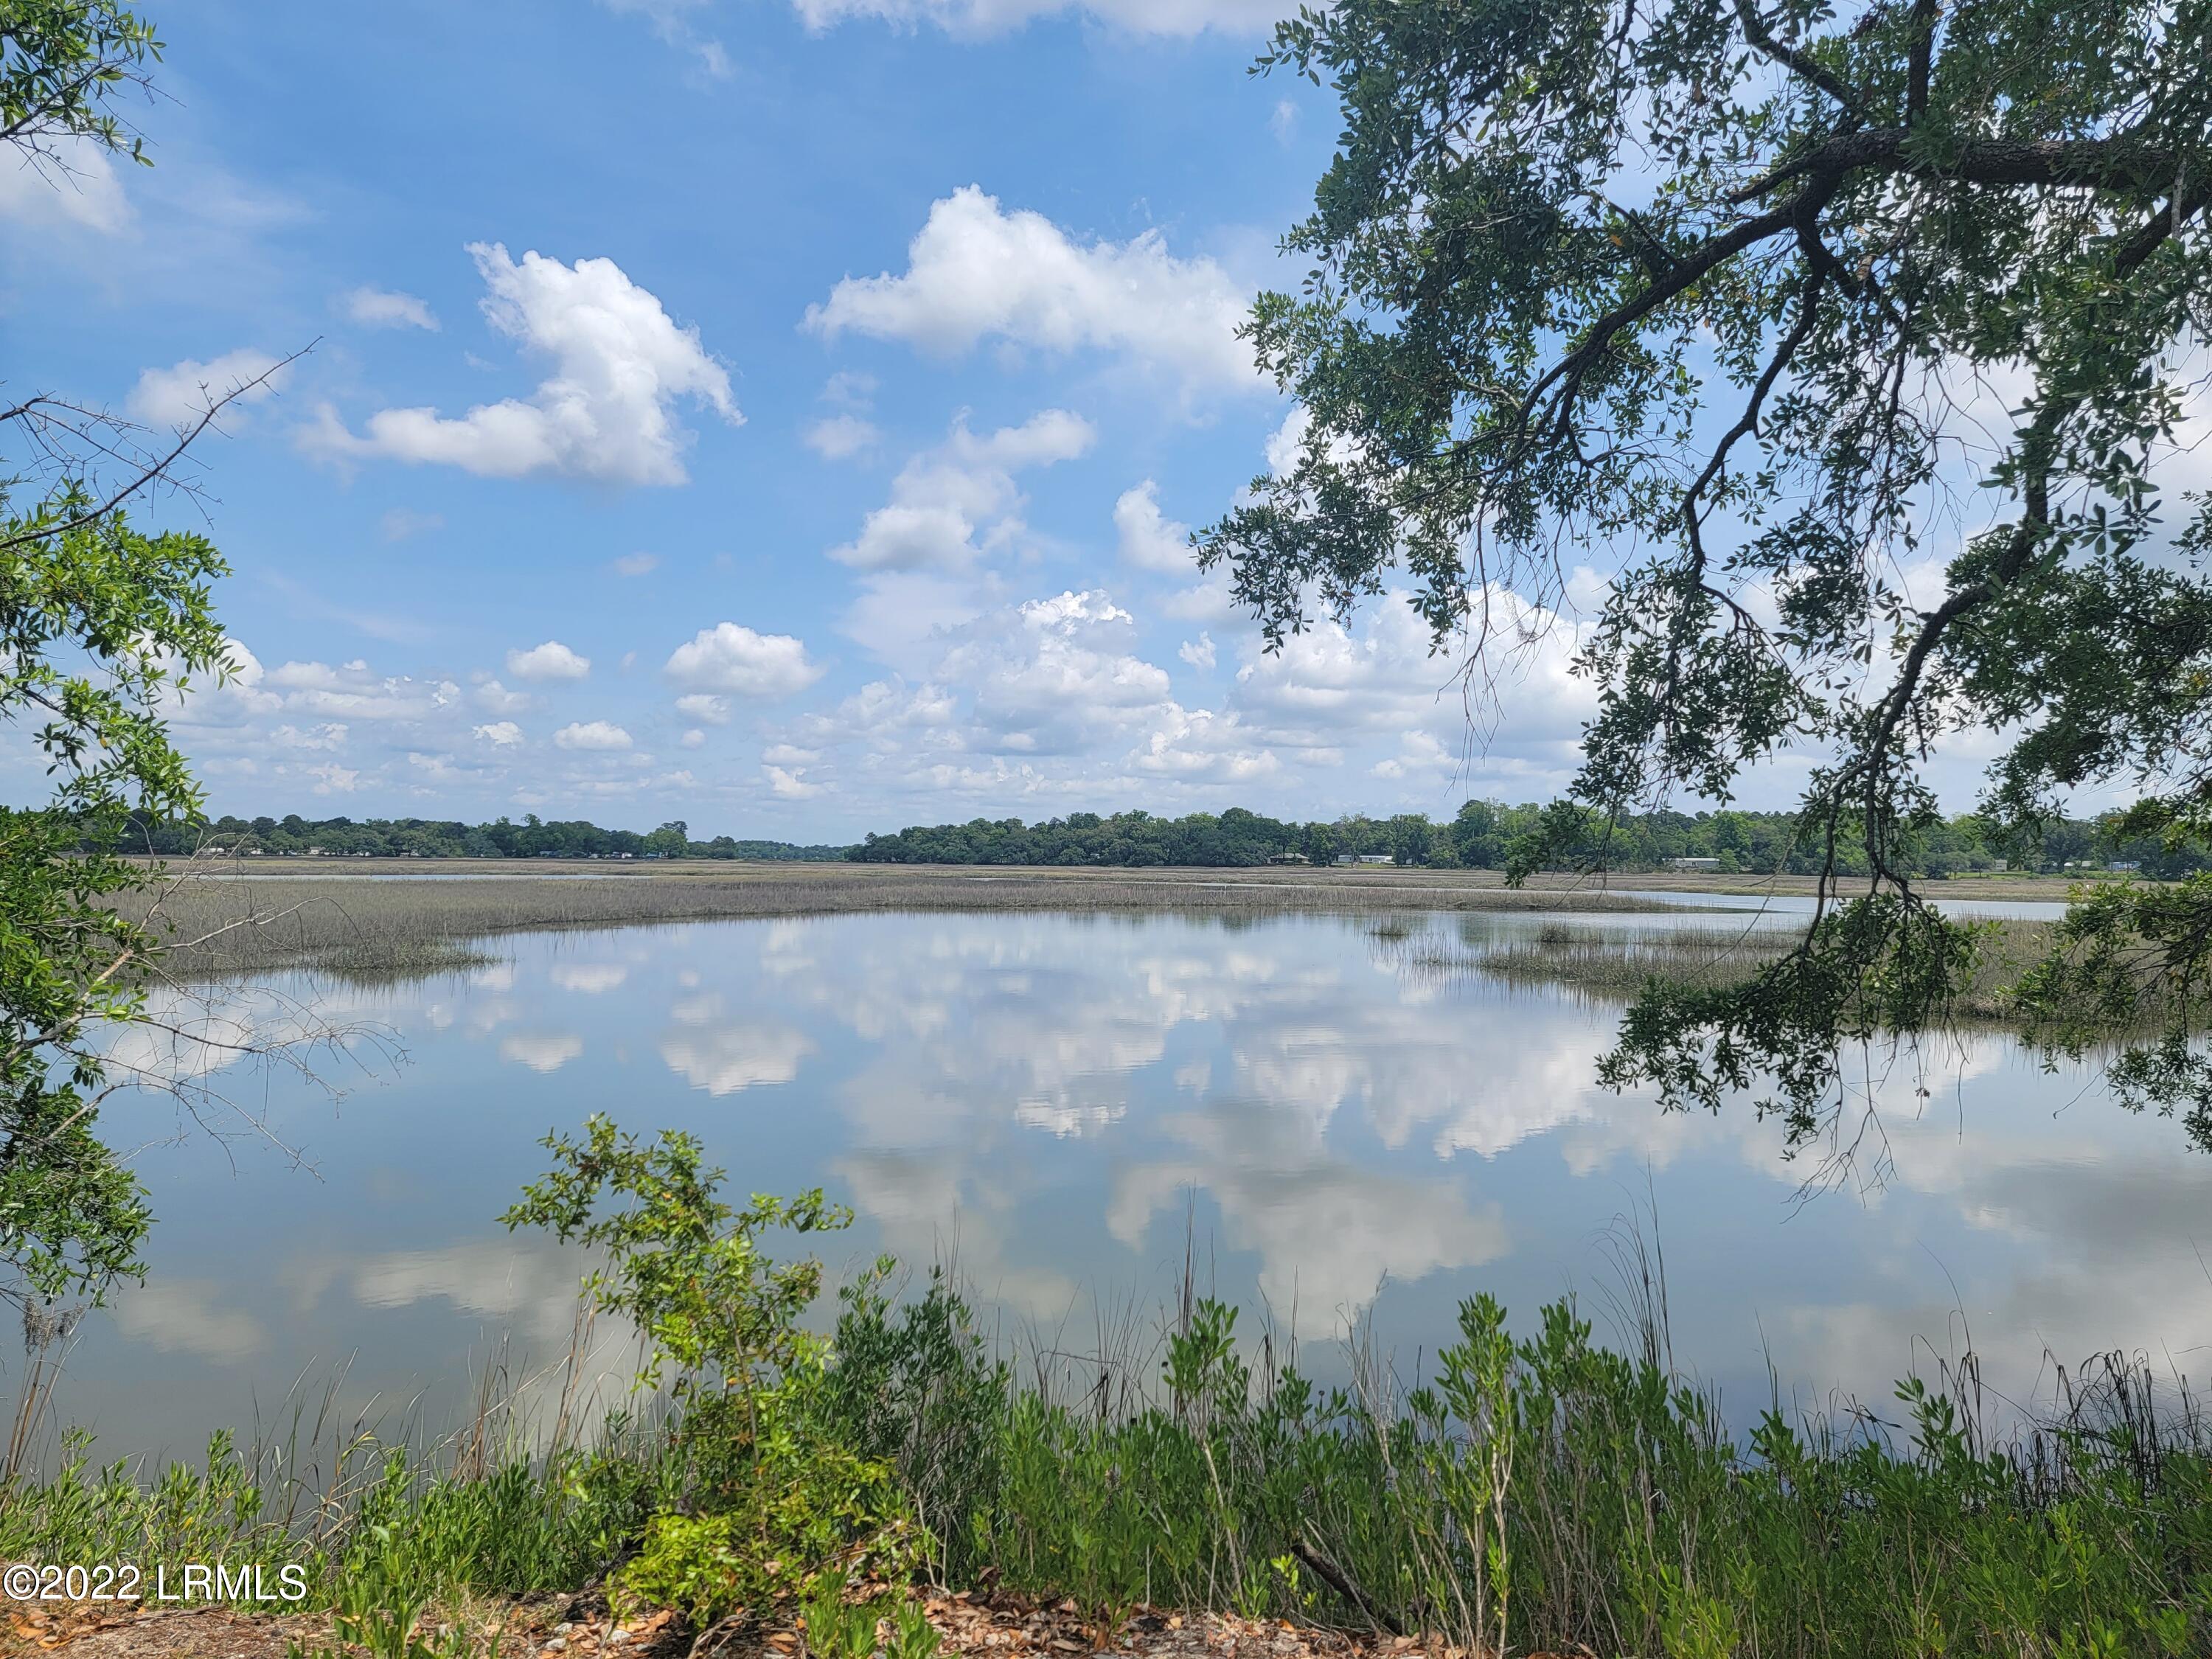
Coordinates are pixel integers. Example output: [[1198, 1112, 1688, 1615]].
[[1467, 916, 2074, 1021], [118, 860, 1696, 980]]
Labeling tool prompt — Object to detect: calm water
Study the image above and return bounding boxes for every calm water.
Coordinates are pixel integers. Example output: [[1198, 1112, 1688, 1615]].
[[46, 907, 2212, 1461]]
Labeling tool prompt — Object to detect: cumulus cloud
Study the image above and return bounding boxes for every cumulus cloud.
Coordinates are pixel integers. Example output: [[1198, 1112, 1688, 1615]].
[[664, 624, 824, 698], [830, 409, 1093, 571], [554, 720, 633, 751], [253, 659, 463, 723], [305, 242, 737, 485], [127, 349, 290, 429], [611, 551, 661, 577], [1178, 633, 1217, 672], [806, 187, 1256, 394], [473, 678, 532, 714], [675, 692, 732, 724], [1113, 479, 1195, 572], [781, 587, 1277, 805], [473, 721, 524, 748], [505, 640, 591, 682], [765, 764, 824, 799], [344, 286, 439, 330]]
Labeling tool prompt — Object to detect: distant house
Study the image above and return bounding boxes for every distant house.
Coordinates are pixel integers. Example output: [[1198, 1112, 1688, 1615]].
[[1666, 856, 1723, 871], [1266, 852, 1310, 865], [2109, 860, 2142, 872]]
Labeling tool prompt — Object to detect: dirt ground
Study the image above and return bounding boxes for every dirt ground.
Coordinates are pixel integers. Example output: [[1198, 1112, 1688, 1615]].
[[7, 1587, 1594, 1659]]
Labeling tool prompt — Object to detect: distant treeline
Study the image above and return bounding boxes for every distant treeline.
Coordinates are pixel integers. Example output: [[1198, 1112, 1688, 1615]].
[[852, 803, 2208, 877], [135, 813, 844, 862], [131, 802, 2205, 877]]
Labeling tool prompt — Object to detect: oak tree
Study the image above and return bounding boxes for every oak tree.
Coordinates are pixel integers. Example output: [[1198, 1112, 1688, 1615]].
[[1204, 0, 2212, 1148]]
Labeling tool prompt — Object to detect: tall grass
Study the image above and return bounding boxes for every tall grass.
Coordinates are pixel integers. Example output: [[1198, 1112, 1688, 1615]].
[[818, 1271, 2211, 1658], [10, 1259, 2204, 1657]]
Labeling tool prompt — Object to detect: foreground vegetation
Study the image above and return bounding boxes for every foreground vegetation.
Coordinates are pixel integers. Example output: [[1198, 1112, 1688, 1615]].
[[3, 1119, 2205, 1659]]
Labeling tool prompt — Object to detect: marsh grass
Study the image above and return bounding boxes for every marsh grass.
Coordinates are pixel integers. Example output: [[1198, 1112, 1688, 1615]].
[[116, 864, 1693, 981], [1448, 917, 2151, 1028]]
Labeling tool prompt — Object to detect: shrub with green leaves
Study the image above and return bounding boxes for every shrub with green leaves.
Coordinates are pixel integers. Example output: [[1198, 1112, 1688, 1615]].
[[506, 1116, 916, 1627]]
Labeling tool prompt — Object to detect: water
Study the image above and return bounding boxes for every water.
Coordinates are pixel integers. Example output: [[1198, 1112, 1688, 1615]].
[[41, 907, 2212, 1463]]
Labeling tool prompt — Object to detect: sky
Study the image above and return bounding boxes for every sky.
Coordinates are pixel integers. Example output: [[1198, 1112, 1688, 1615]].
[[0, 0, 2126, 841]]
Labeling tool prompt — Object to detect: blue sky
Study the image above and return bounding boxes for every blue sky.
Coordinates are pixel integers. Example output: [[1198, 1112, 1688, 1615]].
[[1, 0, 1881, 838]]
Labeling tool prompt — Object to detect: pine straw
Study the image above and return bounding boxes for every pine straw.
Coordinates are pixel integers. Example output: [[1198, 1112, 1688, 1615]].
[[18, 1587, 1587, 1659]]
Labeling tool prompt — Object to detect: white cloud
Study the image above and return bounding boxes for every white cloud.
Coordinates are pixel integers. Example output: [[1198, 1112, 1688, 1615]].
[[675, 692, 732, 724], [782, 586, 1279, 806], [473, 721, 524, 748], [554, 720, 633, 751], [1270, 99, 1299, 142], [506, 640, 591, 682], [664, 623, 824, 698], [127, 349, 289, 429], [806, 187, 1257, 394], [680, 728, 707, 748], [0, 137, 129, 232], [830, 409, 1092, 571], [1179, 633, 1217, 672], [766, 764, 824, 799], [473, 678, 532, 714], [305, 242, 738, 485], [1113, 479, 1194, 572], [804, 414, 880, 460], [791, 0, 1284, 39], [611, 551, 661, 577], [249, 659, 462, 723], [344, 286, 439, 330]]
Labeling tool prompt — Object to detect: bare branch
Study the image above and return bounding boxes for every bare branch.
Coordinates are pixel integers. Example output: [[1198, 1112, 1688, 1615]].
[[0, 343, 316, 555]]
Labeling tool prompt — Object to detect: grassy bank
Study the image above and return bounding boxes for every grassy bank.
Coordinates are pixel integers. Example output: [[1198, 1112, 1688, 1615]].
[[116, 863, 1698, 980], [6, 1270, 2204, 1658], [4, 1123, 2205, 1659]]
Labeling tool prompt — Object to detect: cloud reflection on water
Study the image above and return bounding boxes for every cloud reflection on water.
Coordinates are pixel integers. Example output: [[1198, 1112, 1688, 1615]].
[[60, 909, 2212, 1460]]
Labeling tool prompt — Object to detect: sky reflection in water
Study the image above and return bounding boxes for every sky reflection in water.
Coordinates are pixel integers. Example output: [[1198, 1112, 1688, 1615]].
[[48, 908, 2212, 1461]]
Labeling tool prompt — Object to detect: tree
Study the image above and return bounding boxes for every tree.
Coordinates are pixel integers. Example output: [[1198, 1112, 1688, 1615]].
[[1206, 0, 2212, 1150], [0, 1, 297, 1300], [1450, 801, 1504, 870]]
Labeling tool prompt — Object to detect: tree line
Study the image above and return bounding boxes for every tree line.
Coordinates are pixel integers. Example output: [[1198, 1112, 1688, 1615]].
[[851, 802, 2204, 877], [142, 812, 844, 862], [139, 802, 2207, 877]]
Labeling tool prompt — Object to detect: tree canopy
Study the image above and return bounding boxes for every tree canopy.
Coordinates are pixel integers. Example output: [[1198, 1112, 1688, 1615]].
[[1203, 0, 2212, 1149], [0, 0, 283, 1299]]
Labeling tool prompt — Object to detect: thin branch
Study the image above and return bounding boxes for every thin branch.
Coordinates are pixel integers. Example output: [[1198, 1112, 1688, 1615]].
[[1733, 0, 1871, 123], [0, 344, 316, 555]]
